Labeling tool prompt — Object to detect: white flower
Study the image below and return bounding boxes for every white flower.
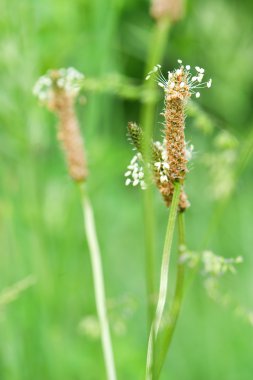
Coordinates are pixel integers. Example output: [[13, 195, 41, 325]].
[[140, 181, 147, 190], [33, 67, 84, 103], [160, 175, 168, 183], [131, 155, 137, 164], [146, 60, 212, 99], [197, 73, 204, 82], [154, 162, 161, 169], [186, 144, 194, 161], [124, 153, 147, 190], [202, 251, 243, 277]]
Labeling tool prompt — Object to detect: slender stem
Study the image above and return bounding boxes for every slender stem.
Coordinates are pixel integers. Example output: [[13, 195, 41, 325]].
[[141, 17, 172, 329], [155, 212, 186, 378], [146, 182, 181, 380], [154, 182, 181, 335], [143, 187, 156, 326], [78, 183, 117, 380]]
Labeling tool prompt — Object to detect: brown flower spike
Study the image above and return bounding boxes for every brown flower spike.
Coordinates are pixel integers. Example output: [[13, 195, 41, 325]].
[[127, 122, 189, 211], [164, 68, 190, 182], [126, 60, 212, 211], [33, 68, 87, 183], [150, 0, 183, 22]]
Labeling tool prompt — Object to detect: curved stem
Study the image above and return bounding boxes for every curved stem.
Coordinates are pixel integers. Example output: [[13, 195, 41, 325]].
[[79, 183, 117, 380], [155, 212, 186, 378], [146, 182, 181, 380]]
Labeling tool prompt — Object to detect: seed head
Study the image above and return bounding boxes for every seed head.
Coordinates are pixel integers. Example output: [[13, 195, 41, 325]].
[[127, 60, 212, 211], [126, 123, 191, 211], [150, 0, 183, 22], [146, 60, 211, 183], [33, 68, 87, 183]]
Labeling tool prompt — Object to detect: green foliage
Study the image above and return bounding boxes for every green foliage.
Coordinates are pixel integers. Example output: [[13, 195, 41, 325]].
[[1, 0, 253, 379]]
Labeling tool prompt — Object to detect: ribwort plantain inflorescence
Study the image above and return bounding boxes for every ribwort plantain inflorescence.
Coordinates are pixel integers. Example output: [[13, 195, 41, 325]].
[[33, 68, 87, 183], [150, 0, 183, 22], [126, 60, 212, 212]]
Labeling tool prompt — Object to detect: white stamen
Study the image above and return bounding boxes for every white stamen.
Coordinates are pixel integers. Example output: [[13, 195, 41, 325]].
[[140, 181, 147, 190], [125, 179, 131, 186], [160, 175, 168, 183], [196, 92, 200, 98], [197, 73, 204, 82], [131, 155, 137, 164], [207, 79, 212, 88]]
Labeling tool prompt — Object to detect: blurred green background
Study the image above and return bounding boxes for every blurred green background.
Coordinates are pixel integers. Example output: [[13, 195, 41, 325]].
[[1, 0, 253, 379]]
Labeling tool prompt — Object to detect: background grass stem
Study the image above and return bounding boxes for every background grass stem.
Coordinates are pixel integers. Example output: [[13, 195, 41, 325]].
[[78, 183, 117, 380]]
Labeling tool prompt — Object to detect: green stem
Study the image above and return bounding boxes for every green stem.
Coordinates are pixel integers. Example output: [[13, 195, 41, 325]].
[[141, 17, 171, 329], [143, 187, 156, 326], [145, 182, 181, 380], [78, 183, 117, 380], [154, 182, 181, 335], [155, 212, 186, 378]]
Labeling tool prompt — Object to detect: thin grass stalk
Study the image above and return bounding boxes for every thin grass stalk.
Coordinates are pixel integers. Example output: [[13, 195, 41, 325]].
[[79, 182, 117, 380], [146, 181, 181, 380], [153, 181, 181, 335], [155, 211, 186, 378]]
